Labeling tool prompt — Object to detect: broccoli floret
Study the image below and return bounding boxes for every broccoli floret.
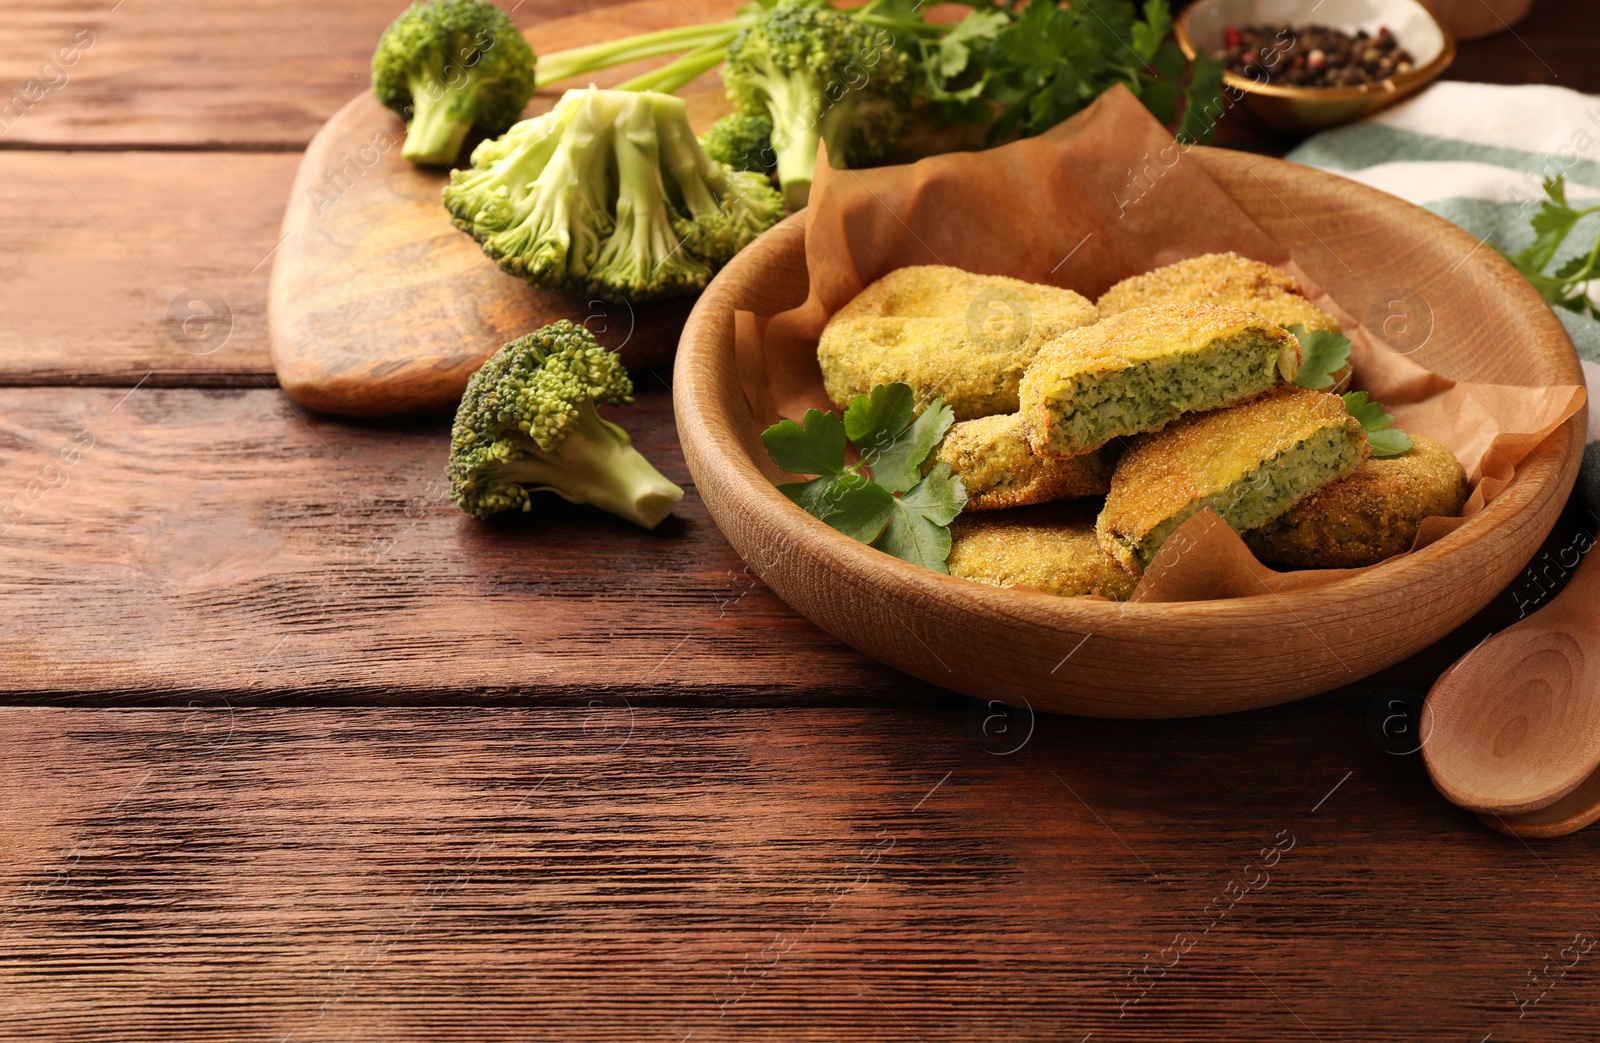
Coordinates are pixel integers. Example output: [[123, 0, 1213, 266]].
[[372, 0, 536, 167], [448, 321, 683, 529], [723, 4, 912, 209], [443, 88, 786, 302], [700, 113, 777, 174]]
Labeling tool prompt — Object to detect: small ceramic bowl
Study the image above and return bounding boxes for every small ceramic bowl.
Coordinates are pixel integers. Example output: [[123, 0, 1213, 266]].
[[1175, 0, 1457, 134]]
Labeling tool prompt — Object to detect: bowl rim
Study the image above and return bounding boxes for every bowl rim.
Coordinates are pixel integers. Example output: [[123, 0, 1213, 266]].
[[1173, 0, 1458, 103], [674, 149, 1583, 632]]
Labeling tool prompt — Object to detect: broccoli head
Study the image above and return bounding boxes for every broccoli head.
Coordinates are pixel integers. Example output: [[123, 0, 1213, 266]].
[[723, 4, 912, 209], [372, 0, 536, 167], [448, 320, 684, 529], [443, 88, 786, 302], [699, 112, 777, 174]]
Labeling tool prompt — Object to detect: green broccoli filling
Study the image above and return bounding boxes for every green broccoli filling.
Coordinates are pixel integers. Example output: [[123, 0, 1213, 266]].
[[1047, 332, 1283, 453], [1122, 424, 1363, 569]]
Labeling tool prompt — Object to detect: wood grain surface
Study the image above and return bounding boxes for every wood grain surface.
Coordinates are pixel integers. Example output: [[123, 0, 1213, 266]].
[[0, 0, 652, 149], [0, 152, 297, 387], [0, 384, 910, 700], [3, 702, 1600, 1042], [5, 0, 1600, 1035]]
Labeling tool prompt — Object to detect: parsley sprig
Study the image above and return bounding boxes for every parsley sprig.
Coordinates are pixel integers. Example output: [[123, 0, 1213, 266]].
[[761, 383, 968, 572], [1286, 322, 1411, 456], [884, 0, 1226, 145], [1343, 391, 1412, 458], [1287, 324, 1352, 392], [1500, 175, 1600, 319]]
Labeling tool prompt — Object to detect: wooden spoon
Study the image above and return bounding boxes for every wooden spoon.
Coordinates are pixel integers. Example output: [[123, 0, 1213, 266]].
[[1421, 545, 1600, 816], [1479, 763, 1600, 839]]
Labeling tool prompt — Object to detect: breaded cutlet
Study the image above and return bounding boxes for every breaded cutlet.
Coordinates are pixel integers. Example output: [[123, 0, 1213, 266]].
[[948, 502, 1138, 600], [932, 412, 1111, 511], [1097, 386, 1370, 574], [1098, 252, 1349, 387], [1019, 303, 1301, 459], [817, 265, 1098, 421], [1244, 435, 1468, 568]]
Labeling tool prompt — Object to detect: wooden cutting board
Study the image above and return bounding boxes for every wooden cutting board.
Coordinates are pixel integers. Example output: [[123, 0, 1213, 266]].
[[268, 0, 742, 418]]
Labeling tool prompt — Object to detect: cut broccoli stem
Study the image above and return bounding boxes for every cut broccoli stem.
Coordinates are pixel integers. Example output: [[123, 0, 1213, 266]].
[[402, 74, 478, 165], [587, 94, 712, 298], [502, 400, 683, 530]]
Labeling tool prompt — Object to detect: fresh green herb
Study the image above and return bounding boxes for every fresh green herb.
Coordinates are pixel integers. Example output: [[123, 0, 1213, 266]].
[[1343, 391, 1413, 458], [761, 382, 968, 572], [922, 0, 1226, 144], [1287, 324, 1352, 391], [1500, 175, 1600, 319]]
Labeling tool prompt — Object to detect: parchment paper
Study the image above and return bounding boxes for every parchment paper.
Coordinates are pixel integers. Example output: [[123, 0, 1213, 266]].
[[733, 85, 1586, 602]]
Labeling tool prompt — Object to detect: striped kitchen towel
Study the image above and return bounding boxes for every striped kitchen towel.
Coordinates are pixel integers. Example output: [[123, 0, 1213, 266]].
[[1287, 81, 1600, 514]]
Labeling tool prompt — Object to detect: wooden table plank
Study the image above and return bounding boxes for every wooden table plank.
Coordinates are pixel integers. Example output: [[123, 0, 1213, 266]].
[[0, 382, 1589, 704], [0, 384, 914, 699], [0, 152, 297, 387], [1, 703, 1597, 1040], [0, 0, 713, 150]]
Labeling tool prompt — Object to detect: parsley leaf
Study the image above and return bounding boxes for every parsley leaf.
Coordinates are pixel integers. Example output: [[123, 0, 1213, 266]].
[[1288, 324, 1352, 391], [761, 408, 847, 476], [762, 383, 968, 572], [1343, 391, 1413, 458], [778, 472, 895, 543], [1500, 175, 1600, 320], [845, 383, 956, 494], [877, 463, 969, 572]]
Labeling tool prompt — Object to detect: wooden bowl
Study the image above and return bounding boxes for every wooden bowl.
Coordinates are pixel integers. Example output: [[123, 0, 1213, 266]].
[[673, 148, 1584, 718], [1175, 0, 1456, 134]]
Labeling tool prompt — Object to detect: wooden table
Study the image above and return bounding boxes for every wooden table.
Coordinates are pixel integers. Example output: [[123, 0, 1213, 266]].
[[3, 1, 1598, 1038]]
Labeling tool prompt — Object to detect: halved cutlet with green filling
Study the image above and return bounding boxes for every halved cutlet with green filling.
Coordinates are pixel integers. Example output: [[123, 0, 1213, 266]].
[[932, 412, 1112, 511], [1020, 303, 1301, 458], [1096, 386, 1369, 574]]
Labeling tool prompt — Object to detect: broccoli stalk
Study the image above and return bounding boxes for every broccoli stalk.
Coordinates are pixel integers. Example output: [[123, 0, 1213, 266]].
[[534, 20, 751, 86], [723, 4, 912, 209], [444, 88, 786, 302], [448, 321, 683, 529], [372, 0, 537, 167]]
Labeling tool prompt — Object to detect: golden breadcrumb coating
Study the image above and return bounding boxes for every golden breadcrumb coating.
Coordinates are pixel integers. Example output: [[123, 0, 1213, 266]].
[[948, 502, 1138, 600], [818, 265, 1098, 421], [1019, 302, 1301, 458], [1097, 386, 1369, 573], [933, 412, 1111, 511], [1097, 253, 1316, 322], [1244, 435, 1468, 569]]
